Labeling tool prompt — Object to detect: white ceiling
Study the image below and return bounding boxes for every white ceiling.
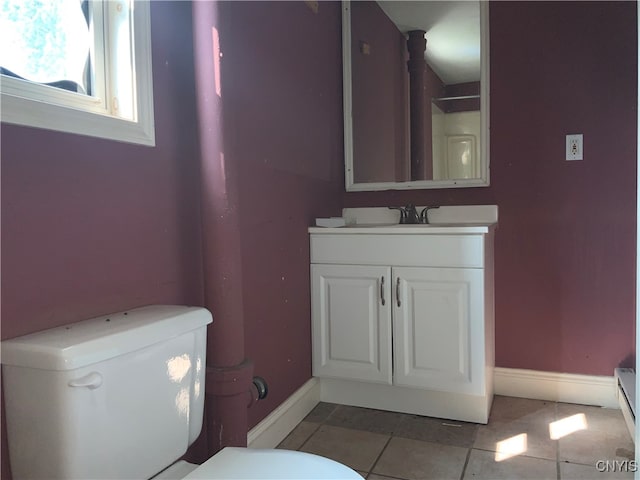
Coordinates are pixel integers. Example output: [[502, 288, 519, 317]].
[[377, 1, 481, 85]]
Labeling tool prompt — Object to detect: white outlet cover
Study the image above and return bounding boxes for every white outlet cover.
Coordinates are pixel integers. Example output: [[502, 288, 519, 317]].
[[566, 134, 583, 161]]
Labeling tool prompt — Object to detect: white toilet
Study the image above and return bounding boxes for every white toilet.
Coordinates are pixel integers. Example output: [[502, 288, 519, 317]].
[[1, 305, 362, 479]]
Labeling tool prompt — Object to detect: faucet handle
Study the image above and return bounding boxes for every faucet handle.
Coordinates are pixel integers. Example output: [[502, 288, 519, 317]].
[[388, 206, 408, 224], [419, 206, 440, 224]]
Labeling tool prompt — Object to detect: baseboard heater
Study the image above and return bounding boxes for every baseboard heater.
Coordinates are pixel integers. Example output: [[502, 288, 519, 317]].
[[615, 368, 636, 442]]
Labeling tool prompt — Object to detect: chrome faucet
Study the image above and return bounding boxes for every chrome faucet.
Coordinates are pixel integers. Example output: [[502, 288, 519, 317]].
[[389, 204, 440, 224], [388, 204, 420, 224]]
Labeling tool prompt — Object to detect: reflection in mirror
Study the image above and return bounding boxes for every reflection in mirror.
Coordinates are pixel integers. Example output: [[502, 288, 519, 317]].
[[431, 87, 481, 180], [344, 1, 489, 191]]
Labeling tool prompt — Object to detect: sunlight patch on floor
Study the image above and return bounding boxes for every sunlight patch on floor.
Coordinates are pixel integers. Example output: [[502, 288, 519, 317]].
[[549, 413, 587, 440], [495, 433, 527, 461]]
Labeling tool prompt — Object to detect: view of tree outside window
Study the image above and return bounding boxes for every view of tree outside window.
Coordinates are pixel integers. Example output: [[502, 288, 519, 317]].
[[0, 0, 90, 93]]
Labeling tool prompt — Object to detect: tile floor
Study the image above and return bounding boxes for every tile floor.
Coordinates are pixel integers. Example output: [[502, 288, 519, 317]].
[[277, 396, 635, 480]]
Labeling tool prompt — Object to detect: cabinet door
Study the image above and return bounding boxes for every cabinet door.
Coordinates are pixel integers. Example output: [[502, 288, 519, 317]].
[[311, 264, 392, 384], [393, 266, 484, 394]]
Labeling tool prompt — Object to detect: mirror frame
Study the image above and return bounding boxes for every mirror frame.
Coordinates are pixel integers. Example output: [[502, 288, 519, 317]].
[[343, 1, 490, 191]]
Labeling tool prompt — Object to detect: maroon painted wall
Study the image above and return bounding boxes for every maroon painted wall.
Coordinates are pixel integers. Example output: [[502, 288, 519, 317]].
[[345, 1, 637, 376], [439, 81, 481, 113], [351, 1, 409, 183], [212, 1, 344, 429], [0, 3, 204, 478]]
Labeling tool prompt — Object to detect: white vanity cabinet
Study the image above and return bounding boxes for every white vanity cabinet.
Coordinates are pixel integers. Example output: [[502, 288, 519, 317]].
[[309, 224, 495, 423]]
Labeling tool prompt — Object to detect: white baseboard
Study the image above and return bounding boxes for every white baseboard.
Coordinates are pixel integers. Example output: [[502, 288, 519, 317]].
[[246, 369, 617, 448], [494, 367, 618, 408], [247, 378, 320, 449]]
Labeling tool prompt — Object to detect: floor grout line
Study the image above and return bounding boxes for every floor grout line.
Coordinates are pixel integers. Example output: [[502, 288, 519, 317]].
[[365, 471, 407, 480], [458, 447, 473, 480], [470, 446, 557, 462], [366, 435, 394, 479], [324, 403, 339, 423], [296, 421, 324, 452]]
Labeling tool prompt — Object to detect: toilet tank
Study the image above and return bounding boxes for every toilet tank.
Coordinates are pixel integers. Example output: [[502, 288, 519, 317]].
[[1, 305, 213, 480]]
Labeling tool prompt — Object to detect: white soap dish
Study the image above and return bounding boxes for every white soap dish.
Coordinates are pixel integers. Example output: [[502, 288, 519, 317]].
[[315, 217, 347, 228]]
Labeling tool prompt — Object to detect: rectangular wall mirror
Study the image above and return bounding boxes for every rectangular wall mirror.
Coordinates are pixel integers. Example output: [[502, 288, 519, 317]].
[[343, 1, 490, 191]]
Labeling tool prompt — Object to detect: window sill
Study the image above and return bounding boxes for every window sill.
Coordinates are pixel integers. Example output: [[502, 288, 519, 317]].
[[1, 88, 156, 146]]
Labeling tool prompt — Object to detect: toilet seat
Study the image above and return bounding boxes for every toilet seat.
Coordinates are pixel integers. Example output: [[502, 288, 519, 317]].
[[182, 447, 363, 479]]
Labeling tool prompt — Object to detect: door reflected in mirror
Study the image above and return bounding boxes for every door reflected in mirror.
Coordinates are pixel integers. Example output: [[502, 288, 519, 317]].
[[344, 1, 489, 191], [431, 96, 480, 181]]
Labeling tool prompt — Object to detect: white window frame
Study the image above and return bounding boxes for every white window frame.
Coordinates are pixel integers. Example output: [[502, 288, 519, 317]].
[[0, 0, 155, 146]]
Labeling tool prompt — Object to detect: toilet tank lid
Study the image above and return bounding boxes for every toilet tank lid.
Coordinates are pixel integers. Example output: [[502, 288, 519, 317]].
[[1, 305, 213, 371]]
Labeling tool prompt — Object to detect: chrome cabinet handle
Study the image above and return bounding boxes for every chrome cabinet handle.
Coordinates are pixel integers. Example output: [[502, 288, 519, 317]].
[[396, 277, 401, 307], [380, 276, 385, 306]]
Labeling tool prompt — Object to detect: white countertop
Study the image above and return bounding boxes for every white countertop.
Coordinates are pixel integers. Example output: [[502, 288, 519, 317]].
[[308, 223, 495, 235], [310, 205, 498, 234]]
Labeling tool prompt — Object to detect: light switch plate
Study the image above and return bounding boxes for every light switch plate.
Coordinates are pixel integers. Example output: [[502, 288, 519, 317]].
[[566, 134, 583, 161]]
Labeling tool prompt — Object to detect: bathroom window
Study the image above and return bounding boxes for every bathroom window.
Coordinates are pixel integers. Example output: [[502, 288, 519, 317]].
[[0, 0, 155, 146]]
